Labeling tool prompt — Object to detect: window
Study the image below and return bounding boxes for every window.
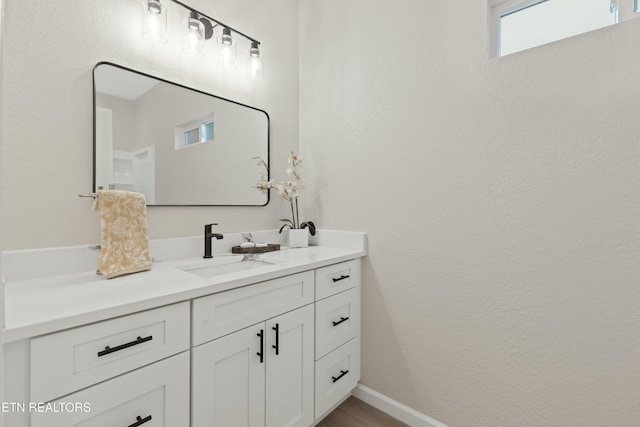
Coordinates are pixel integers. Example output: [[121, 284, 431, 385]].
[[184, 128, 200, 146], [489, 0, 639, 57], [201, 121, 214, 142], [175, 113, 215, 149]]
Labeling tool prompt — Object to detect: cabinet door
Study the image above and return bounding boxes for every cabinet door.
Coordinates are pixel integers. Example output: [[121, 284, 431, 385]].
[[315, 287, 360, 360], [30, 351, 189, 427], [265, 305, 314, 427], [192, 323, 265, 427], [31, 302, 190, 403], [315, 337, 361, 419]]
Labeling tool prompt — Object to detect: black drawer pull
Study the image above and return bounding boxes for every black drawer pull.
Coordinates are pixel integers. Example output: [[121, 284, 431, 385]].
[[272, 323, 279, 355], [332, 316, 350, 327], [128, 415, 152, 427], [257, 329, 264, 363], [331, 370, 349, 383], [332, 274, 350, 283], [98, 335, 153, 357]]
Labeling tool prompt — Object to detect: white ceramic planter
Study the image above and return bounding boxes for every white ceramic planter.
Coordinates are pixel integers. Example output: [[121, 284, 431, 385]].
[[288, 229, 309, 248]]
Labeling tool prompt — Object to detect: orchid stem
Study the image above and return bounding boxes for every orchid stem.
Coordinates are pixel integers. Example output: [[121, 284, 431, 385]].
[[290, 198, 296, 229]]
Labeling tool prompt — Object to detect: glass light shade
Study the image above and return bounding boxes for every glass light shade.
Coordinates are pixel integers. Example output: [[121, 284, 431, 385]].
[[248, 42, 263, 80], [183, 14, 205, 56], [217, 28, 237, 67], [141, 0, 167, 44]]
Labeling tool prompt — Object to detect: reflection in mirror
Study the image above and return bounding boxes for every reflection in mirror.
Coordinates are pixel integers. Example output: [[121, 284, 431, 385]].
[[93, 62, 269, 206]]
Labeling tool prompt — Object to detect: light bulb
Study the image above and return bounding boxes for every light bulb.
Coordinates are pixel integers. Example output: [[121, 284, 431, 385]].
[[217, 27, 237, 67], [141, 0, 167, 44], [183, 12, 205, 56], [248, 41, 263, 80]]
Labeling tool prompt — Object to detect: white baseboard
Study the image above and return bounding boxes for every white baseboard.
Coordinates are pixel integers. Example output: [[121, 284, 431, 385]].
[[352, 384, 448, 427]]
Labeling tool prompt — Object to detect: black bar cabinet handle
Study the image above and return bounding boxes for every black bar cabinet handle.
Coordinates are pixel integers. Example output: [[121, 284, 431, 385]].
[[332, 274, 350, 283], [257, 329, 264, 363], [127, 415, 152, 427], [331, 370, 349, 383], [272, 323, 279, 355], [97, 335, 153, 357], [332, 316, 350, 327]]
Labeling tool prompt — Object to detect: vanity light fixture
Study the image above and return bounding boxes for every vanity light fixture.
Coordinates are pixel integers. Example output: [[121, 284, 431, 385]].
[[141, 0, 168, 44], [183, 11, 206, 56], [248, 41, 263, 81], [218, 27, 237, 67], [141, 0, 263, 79]]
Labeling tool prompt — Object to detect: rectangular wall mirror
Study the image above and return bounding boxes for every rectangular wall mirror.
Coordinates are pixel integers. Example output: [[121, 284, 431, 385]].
[[93, 62, 269, 206]]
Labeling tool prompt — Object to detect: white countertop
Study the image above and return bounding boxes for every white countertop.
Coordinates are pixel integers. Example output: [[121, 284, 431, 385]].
[[3, 230, 366, 343]]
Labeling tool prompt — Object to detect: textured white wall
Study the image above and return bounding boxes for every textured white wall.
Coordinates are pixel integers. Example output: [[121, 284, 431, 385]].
[[0, 0, 5, 418], [2, 0, 298, 249], [300, 1, 640, 426]]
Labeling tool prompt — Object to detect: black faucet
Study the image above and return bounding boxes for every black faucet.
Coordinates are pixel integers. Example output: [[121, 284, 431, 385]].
[[204, 223, 224, 258]]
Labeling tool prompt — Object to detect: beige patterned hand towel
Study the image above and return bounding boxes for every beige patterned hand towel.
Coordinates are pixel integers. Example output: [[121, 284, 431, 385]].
[[92, 190, 152, 279]]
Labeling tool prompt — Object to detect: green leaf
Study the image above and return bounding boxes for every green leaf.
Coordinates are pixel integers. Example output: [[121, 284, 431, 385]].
[[301, 221, 316, 236], [279, 224, 292, 234], [279, 218, 294, 226]]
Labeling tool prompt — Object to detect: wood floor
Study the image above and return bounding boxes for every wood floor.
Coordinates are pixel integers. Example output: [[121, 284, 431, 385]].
[[317, 396, 409, 427]]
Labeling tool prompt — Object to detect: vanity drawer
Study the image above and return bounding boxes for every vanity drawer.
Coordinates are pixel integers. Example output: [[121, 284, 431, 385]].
[[315, 259, 361, 300], [192, 270, 314, 346], [315, 287, 360, 360], [315, 337, 361, 419], [30, 302, 190, 403], [31, 351, 190, 427]]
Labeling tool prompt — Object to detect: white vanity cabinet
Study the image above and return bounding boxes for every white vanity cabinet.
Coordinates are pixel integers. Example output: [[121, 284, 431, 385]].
[[3, 243, 364, 427], [191, 260, 362, 426], [191, 271, 316, 427]]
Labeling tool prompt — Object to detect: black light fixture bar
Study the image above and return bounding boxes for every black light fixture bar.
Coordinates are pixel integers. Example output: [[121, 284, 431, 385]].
[[170, 0, 261, 45]]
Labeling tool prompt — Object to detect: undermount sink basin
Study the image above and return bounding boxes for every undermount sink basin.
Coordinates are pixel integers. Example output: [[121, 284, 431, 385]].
[[176, 255, 277, 278]]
